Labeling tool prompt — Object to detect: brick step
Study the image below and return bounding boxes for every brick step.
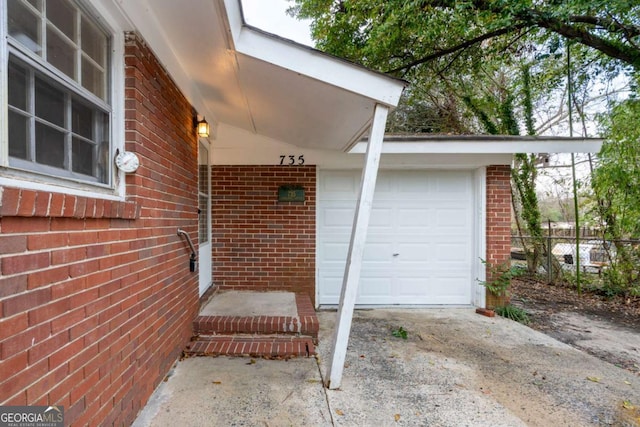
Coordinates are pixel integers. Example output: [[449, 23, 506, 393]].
[[184, 334, 316, 358], [193, 314, 319, 340]]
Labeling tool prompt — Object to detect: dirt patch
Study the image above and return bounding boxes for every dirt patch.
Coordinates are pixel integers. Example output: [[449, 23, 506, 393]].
[[511, 278, 640, 374]]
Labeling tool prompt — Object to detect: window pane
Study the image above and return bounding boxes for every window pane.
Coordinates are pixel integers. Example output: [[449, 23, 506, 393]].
[[47, 26, 75, 79], [81, 16, 106, 66], [81, 57, 105, 99], [8, 111, 29, 160], [199, 194, 209, 244], [47, 0, 76, 40], [8, 61, 28, 111], [93, 110, 109, 183], [72, 137, 94, 176], [27, 0, 42, 11], [6, 0, 112, 186], [35, 122, 65, 168], [96, 137, 109, 183], [8, 0, 42, 55], [35, 77, 64, 126], [72, 100, 92, 139]]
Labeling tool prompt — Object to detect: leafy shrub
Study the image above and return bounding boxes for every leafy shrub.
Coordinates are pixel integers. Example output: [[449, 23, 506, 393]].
[[495, 305, 530, 325], [478, 259, 525, 297]]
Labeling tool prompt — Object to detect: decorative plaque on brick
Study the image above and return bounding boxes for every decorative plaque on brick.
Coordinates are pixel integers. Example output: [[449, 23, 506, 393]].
[[278, 185, 305, 202]]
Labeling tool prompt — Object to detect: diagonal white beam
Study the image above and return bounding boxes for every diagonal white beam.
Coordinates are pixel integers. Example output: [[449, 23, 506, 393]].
[[325, 104, 389, 390]]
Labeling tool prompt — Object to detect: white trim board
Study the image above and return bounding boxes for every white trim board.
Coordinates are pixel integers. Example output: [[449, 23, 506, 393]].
[[349, 136, 603, 154]]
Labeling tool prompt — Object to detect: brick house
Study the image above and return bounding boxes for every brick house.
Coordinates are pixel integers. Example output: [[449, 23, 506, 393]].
[[0, 0, 602, 424]]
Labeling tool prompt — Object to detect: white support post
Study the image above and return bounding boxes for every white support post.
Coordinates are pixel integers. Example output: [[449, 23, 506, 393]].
[[325, 104, 389, 389]]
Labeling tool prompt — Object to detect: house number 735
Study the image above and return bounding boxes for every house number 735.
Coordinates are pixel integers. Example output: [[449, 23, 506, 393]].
[[279, 155, 305, 166]]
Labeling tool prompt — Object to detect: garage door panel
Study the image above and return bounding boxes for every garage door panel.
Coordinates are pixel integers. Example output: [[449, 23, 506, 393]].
[[323, 207, 354, 228], [436, 208, 470, 229], [391, 171, 430, 195], [318, 169, 474, 306], [321, 241, 349, 262], [396, 277, 432, 298], [397, 208, 432, 228], [369, 207, 394, 231], [321, 239, 395, 265], [435, 243, 471, 262], [394, 243, 431, 263], [359, 275, 393, 298], [435, 172, 472, 195], [322, 172, 359, 196], [428, 277, 472, 304], [363, 242, 394, 264], [373, 172, 394, 193], [318, 270, 343, 303]]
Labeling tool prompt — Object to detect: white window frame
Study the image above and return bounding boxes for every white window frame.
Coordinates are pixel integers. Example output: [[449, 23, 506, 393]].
[[0, 0, 127, 200]]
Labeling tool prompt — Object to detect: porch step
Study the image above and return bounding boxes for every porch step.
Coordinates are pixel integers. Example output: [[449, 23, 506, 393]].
[[184, 334, 315, 358], [193, 293, 319, 340], [187, 292, 319, 358], [193, 315, 319, 339]]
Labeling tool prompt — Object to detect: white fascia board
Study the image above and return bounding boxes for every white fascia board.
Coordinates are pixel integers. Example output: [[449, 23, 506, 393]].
[[224, 1, 405, 107], [221, 0, 242, 47], [349, 138, 604, 154]]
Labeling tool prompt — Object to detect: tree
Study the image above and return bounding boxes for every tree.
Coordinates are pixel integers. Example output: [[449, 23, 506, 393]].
[[591, 86, 640, 295], [290, 0, 639, 132], [290, 0, 640, 76]]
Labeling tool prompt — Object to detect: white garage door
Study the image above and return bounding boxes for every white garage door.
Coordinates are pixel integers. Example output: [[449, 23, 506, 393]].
[[318, 169, 474, 306]]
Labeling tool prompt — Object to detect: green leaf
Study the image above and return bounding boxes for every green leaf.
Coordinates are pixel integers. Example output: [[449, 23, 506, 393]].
[[392, 326, 408, 339]]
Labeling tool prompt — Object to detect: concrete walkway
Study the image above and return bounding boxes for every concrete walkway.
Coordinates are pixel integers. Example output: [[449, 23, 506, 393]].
[[133, 309, 640, 426]]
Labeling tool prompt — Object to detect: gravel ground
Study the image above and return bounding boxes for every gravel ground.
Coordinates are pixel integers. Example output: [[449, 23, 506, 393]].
[[318, 309, 640, 426]]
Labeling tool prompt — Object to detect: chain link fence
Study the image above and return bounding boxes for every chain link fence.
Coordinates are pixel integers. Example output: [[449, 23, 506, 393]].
[[510, 235, 640, 290]]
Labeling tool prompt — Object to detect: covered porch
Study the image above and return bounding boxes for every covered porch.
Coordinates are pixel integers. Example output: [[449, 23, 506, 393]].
[[122, 0, 406, 389]]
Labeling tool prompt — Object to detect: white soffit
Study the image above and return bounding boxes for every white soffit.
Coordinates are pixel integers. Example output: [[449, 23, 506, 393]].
[[349, 135, 604, 154], [112, 0, 405, 151]]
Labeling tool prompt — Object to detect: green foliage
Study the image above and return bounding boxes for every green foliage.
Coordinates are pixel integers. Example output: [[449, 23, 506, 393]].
[[513, 153, 542, 238], [391, 326, 408, 339], [290, 0, 639, 134], [495, 305, 530, 325], [560, 267, 597, 288], [593, 96, 640, 239], [290, 0, 640, 76], [479, 259, 525, 297], [387, 90, 472, 134], [591, 79, 640, 296]]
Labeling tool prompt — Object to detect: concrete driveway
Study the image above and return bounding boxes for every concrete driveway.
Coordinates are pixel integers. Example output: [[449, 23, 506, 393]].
[[134, 309, 640, 426]]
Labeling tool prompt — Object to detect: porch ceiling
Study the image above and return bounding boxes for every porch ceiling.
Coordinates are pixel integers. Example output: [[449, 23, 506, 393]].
[[115, 0, 405, 151]]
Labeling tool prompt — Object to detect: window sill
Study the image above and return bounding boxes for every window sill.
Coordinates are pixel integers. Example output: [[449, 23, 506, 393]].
[[0, 186, 139, 219]]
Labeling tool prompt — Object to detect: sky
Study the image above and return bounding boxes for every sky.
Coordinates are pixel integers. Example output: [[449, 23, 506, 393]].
[[241, 0, 313, 46]]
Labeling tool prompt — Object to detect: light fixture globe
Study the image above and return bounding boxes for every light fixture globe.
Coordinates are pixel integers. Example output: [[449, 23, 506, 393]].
[[197, 117, 210, 138]]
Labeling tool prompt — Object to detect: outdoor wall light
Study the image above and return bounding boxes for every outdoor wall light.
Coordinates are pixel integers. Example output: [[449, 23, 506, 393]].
[[196, 116, 210, 138]]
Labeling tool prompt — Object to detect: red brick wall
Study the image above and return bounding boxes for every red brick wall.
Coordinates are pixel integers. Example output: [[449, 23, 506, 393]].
[[485, 165, 512, 308], [0, 32, 200, 426], [212, 166, 316, 304]]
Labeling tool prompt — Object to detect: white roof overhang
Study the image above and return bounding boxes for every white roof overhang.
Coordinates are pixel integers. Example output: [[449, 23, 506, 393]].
[[106, 0, 406, 151], [349, 135, 603, 154]]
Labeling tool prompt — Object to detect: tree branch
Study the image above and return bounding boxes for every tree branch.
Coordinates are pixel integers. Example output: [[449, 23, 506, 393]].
[[524, 12, 640, 68], [384, 25, 525, 74], [568, 15, 640, 39]]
